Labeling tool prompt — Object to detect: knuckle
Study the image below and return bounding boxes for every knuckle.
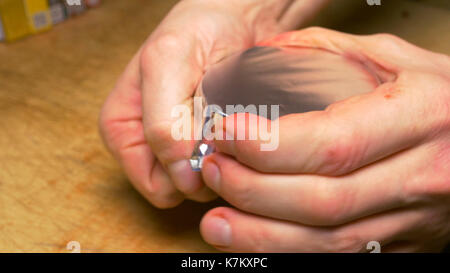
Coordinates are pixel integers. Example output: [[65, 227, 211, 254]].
[[150, 197, 183, 209], [302, 26, 328, 34], [318, 127, 363, 175], [367, 33, 421, 57], [320, 141, 353, 175], [140, 33, 184, 68], [246, 227, 273, 253], [313, 185, 349, 225], [152, 33, 182, 51], [370, 33, 404, 45], [143, 121, 173, 146]]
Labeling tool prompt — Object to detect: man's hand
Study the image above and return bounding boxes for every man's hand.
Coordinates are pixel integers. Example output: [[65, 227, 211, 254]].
[[99, 0, 330, 208], [200, 27, 450, 252]]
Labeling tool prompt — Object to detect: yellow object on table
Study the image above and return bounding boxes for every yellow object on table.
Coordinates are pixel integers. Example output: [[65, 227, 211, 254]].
[[0, 0, 51, 42], [0, 0, 30, 41]]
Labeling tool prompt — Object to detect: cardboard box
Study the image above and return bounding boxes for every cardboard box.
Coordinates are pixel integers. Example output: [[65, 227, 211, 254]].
[[0, 0, 31, 41]]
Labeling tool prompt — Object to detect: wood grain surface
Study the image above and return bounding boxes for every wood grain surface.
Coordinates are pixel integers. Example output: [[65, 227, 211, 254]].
[[0, 0, 449, 253]]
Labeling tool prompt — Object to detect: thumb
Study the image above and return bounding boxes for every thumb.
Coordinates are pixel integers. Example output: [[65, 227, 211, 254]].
[[140, 33, 204, 195]]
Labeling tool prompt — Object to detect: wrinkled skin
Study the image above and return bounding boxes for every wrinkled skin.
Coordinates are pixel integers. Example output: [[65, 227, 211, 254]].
[[200, 28, 450, 252]]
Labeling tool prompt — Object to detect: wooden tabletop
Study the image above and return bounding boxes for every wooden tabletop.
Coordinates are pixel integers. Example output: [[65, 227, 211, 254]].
[[0, 0, 449, 253]]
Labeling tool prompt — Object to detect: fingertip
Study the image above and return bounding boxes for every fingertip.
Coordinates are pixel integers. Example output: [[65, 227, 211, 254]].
[[186, 186, 218, 203], [201, 157, 221, 193], [200, 207, 234, 248], [150, 193, 185, 209], [146, 162, 185, 208], [168, 159, 204, 195]]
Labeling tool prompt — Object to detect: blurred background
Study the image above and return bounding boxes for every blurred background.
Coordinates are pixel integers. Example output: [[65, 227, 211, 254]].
[[0, 0, 449, 252]]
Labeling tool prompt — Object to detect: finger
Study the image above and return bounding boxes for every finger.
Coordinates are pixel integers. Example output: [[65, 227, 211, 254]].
[[139, 33, 206, 195], [185, 186, 218, 203], [149, 161, 185, 208], [215, 69, 447, 176], [215, 28, 450, 176], [99, 52, 184, 208], [200, 206, 424, 253], [258, 27, 450, 73], [202, 144, 432, 226]]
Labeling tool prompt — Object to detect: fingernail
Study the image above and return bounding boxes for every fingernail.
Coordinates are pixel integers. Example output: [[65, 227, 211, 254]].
[[168, 160, 201, 194], [202, 216, 232, 247], [202, 159, 221, 192]]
